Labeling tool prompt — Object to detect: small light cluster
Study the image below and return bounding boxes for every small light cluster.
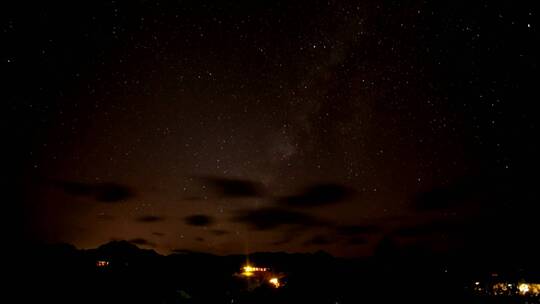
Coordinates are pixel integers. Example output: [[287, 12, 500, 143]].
[[96, 260, 109, 267], [518, 283, 540, 296], [241, 265, 269, 277], [243, 266, 268, 273], [473, 281, 540, 297], [239, 264, 283, 288], [491, 282, 512, 296], [269, 277, 281, 288]]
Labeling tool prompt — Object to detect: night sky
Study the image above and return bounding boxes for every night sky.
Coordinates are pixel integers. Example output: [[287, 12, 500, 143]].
[[8, 1, 538, 257]]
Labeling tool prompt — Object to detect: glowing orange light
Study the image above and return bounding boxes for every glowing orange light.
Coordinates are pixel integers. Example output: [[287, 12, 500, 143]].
[[519, 283, 530, 295], [241, 264, 256, 276], [518, 283, 540, 296], [269, 277, 280, 288]]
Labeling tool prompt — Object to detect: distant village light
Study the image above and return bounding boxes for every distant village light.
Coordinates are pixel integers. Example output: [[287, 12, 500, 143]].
[[239, 263, 284, 288], [96, 260, 109, 267], [519, 283, 530, 294], [269, 277, 280, 288], [517, 283, 540, 296], [241, 264, 268, 277], [474, 280, 540, 297]]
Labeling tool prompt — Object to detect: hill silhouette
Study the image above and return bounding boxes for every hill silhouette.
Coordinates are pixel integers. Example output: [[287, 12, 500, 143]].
[[17, 240, 540, 304]]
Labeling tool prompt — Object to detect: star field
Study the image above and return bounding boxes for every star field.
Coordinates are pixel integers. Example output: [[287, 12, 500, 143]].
[[7, 0, 538, 256]]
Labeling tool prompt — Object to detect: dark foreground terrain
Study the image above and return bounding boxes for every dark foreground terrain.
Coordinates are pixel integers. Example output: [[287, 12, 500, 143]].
[[15, 241, 539, 304]]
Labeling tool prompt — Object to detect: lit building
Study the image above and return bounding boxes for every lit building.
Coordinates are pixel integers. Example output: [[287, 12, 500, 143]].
[[268, 277, 281, 288], [96, 260, 110, 267], [241, 265, 269, 277], [518, 283, 540, 296], [237, 263, 284, 289], [472, 280, 540, 297]]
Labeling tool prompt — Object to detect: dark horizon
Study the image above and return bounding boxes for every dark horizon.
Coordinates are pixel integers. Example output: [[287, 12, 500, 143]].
[[21, 238, 540, 303], [25, 237, 540, 267]]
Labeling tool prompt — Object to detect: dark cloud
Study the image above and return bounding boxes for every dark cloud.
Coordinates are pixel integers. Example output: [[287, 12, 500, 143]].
[[390, 217, 539, 259], [336, 224, 380, 236], [54, 180, 134, 202], [414, 178, 479, 211], [347, 237, 368, 245], [152, 232, 165, 237], [184, 214, 215, 226], [304, 235, 333, 246], [409, 173, 540, 257], [93, 183, 134, 202], [270, 226, 307, 245], [210, 229, 229, 236], [279, 183, 356, 207], [413, 172, 538, 213], [393, 221, 461, 238], [231, 207, 325, 230], [197, 176, 265, 198], [271, 236, 294, 246], [136, 215, 165, 223], [128, 238, 156, 247]]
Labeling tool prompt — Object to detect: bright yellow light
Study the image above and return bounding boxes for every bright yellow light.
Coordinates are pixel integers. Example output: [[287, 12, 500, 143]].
[[241, 264, 255, 277], [519, 283, 530, 295], [240, 264, 272, 278], [269, 277, 280, 288]]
